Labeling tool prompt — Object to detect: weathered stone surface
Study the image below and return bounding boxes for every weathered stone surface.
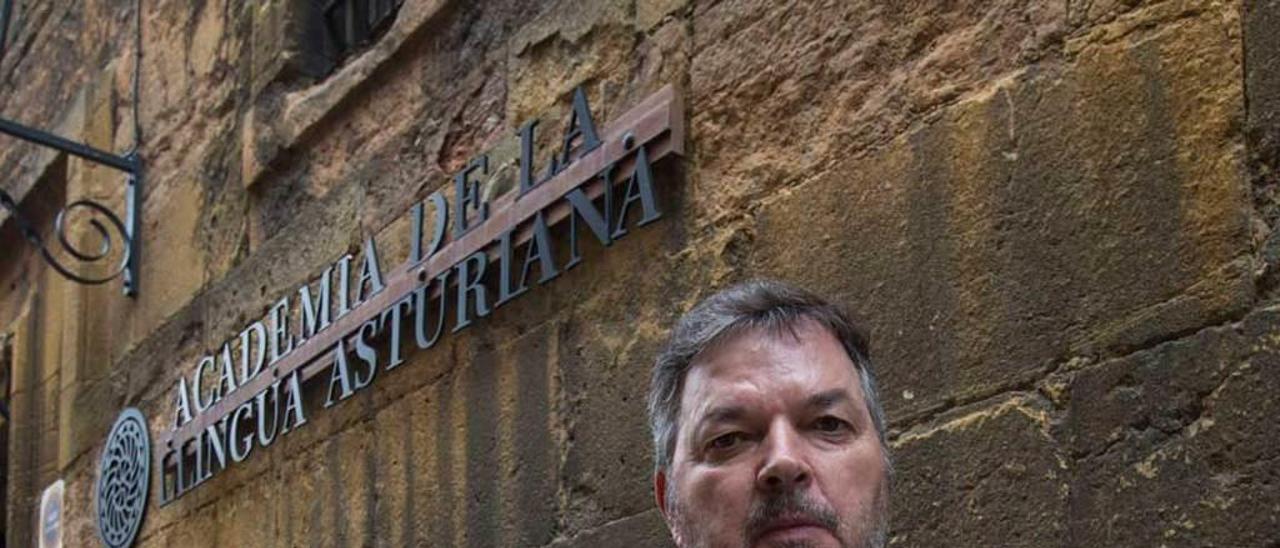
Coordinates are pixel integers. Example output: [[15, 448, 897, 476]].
[[891, 395, 1067, 546], [547, 509, 674, 548], [1064, 306, 1280, 546], [456, 327, 504, 548], [369, 387, 416, 547], [501, 323, 560, 547], [160, 495, 220, 548], [35, 270, 65, 387], [630, 16, 691, 111], [203, 175, 361, 350], [3, 301, 38, 548], [190, 0, 226, 79], [416, 321, 562, 547], [1248, 0, 1280, 157], [1247, 0, 1280, 291], [5, 387, 38, 547], [129, 172, 209, 349], [508, 0, 636, 123], [249, 0, 293, 97], [124, 291, 206, 407], [60, 375, 125, 472], [58, 68, 127, 430], [0, 2, 114, 193], [3, 0, 1278, 546], [58, 455, 98, 548], [211, 475, 278, 546], [276, 424, 377, 547], [690, 0, 1067, 233], [1066, 0, 1157, 28], [751, 2, 1250, 423], [195, 118, 252, 285], [370, 377, 451, 545], [637, 0, 689, 32], [556, 214, 694, 535], [138, 0, 196, 144]]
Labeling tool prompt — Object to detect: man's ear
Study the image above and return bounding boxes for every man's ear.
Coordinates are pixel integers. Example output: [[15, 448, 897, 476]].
[[654, 469, 670, 519], [656, 468, 686, 546]]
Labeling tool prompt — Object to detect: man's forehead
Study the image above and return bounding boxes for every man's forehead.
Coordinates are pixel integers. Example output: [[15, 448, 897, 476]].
[[687, 320, 857, 380], [678, 321, 863, 418]]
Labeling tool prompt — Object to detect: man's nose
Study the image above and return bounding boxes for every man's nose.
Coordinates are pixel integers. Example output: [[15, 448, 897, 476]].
[[755, 422, 812, 493]]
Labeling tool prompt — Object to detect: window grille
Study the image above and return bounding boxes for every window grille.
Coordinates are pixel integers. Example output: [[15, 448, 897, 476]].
[[321, 0, 402, 65], [0, 0, 14, 58]]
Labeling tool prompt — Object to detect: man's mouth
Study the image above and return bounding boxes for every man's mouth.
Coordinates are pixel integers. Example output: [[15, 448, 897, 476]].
[[754, 515, 833, 543], [744, 491, 842, 545]]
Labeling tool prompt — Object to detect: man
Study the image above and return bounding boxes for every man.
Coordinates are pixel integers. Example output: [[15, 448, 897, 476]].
[[648, 280, 892, 548]]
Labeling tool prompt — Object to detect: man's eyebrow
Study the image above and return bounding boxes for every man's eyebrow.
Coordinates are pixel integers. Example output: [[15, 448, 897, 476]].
[[807, 389, 853, 410], [699, 405, 746, 427]]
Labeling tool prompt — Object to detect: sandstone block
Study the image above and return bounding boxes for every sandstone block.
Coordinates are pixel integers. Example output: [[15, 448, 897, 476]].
[[508, 0, 635, 124], [202, 175, 360, 351], [211, 477, 278, 546], [750, 3, 1250, 422], [277, 425, 376, 547], [369, 390, 417, 547], [891, 394, 1066, 546], [690, 0, 1067, 232], [57, 458, 97, 548], [189, 0, 225, 78], [548, 509, 674, 548], [555, 218, 691, 535], [637, 0, 688, 32], [1065, 307, 1280, 545], [130, 174, 208, 350], [60, 376, 125, 472]]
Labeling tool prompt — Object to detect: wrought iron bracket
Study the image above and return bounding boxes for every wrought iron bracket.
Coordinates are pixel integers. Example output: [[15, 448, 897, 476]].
[[0, 117, 141, 297]]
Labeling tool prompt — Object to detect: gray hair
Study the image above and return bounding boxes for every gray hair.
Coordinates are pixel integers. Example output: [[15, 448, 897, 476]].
[[647, 279, 891, 473]]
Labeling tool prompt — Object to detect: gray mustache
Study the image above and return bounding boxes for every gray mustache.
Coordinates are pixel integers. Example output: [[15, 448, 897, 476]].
[[744, 491, 841, 542]]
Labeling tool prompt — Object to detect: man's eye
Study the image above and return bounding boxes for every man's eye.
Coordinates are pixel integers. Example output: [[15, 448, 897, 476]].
[[708, 432, 744, 451], [813, 416, 849, 433]]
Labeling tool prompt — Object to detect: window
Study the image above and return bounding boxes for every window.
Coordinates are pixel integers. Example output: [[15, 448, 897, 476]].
[[320, 0, 403, 67], [0, 0, 14, 58]]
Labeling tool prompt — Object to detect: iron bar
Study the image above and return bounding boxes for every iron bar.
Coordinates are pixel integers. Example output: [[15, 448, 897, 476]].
[[0, 118, 137, 173]]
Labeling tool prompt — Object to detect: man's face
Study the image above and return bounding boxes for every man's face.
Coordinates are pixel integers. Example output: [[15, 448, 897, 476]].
[[655, 320, 889, 548]]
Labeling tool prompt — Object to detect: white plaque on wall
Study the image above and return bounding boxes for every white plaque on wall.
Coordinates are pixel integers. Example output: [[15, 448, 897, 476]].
[[39, 479, 64, 548]]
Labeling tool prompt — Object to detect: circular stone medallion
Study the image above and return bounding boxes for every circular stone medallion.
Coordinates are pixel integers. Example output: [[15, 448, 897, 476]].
[[95, 408, 150, 548]]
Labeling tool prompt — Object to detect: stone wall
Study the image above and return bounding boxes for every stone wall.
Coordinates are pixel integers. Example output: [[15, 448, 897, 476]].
[[1, 0, 1277, 546]]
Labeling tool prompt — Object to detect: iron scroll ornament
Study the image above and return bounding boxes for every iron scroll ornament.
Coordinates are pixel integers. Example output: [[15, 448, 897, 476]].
[[0, 189, 133, 286], [96, 408, 150, 548], [0, 0, 142, 296]]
